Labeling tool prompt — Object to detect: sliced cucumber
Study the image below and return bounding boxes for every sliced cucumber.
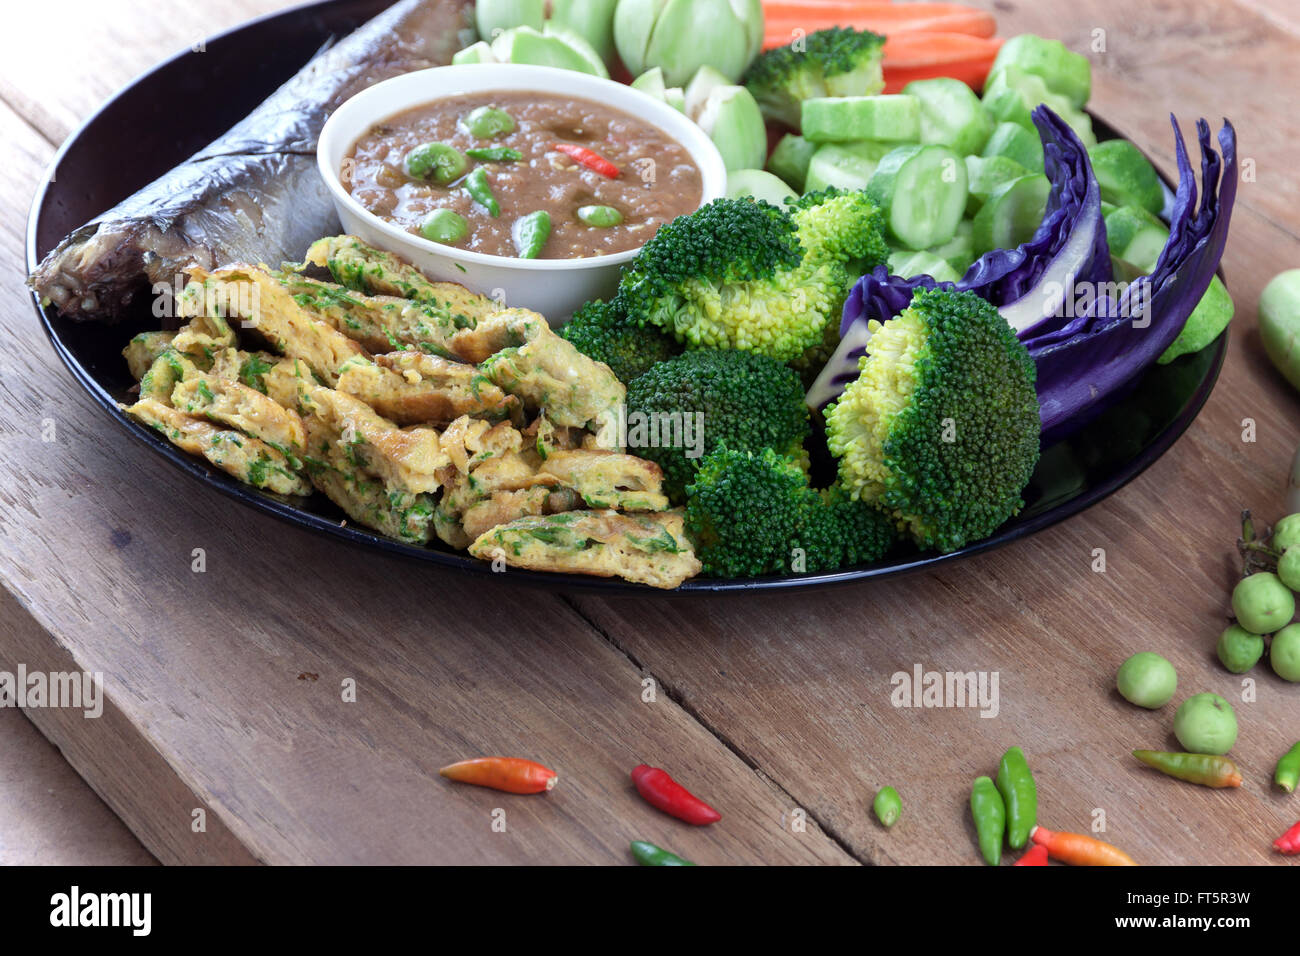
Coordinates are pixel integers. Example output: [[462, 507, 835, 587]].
[[964, 154, 1031, 215], [727, 169, 797, 206], [1159, 275, 1234, 364], [767, 134, 817, 194], [801, 95, 921, 144], [981, 122, 1045, 173], [1088, 140, 1165, 215], [986, 34, 1092, 109], [867, 144, 969, 250], [928, 219, 976, 275], [1104, 205, 1169, 271], [982, 66, 1095, 147], [887, 249, 962, 284], [904, 78, 993, 156], [805, 141, 891, 193], [972, 173, 1051, 255]]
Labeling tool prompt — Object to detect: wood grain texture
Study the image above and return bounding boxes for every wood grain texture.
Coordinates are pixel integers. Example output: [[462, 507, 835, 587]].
[[2, 0, 1299, 865], [568, 0, 1300, 864]]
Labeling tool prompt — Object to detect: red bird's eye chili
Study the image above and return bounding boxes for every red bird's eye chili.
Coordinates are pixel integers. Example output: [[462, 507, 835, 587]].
[[1132, 750, 1243, 788], [1031, 826, 1136, 866], [1013, 844, 1050, 866], [550, 143, 621, 178], [1274, 820, 1300, 854], [439, 757, 557, 794], [631, 764, 721, 825]]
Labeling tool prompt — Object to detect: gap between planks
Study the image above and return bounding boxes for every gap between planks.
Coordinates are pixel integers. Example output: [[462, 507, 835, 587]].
[[558, 594, 878, 866]]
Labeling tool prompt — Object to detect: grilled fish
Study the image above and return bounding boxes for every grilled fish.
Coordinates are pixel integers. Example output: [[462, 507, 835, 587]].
[[28, 0, 473, 320]]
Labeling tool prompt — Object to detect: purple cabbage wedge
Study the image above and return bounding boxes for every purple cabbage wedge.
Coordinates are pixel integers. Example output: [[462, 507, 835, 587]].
[[807, 105, 1109, 409], [807, 107, 1238, 442], [1029, 117, 1237, 435]]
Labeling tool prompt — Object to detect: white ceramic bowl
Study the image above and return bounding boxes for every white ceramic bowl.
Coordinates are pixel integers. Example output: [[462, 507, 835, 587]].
[[317, 64, 727, 323]]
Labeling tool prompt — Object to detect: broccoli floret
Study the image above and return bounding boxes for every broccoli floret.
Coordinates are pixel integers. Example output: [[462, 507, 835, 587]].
[[798, 484, 899, 571], [825, 287, 1041, 553], [626, 349, 810, 503], [791, 187, 891, 277], [744, 27, 887, 128], [620, 195, 887, 362], [561, 298, 680, 384], [685, 447, 810, 578], [685, 449, 896, 578]]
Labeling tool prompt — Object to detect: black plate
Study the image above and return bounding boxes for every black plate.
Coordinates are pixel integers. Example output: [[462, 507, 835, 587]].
[[25, 0, 1227, 593]]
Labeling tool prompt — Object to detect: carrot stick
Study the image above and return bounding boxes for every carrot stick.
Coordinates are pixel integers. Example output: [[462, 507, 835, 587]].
[[1031, 825, 1137, 866], [761, 2, 996, 42], [881, 32, 1003, 93]]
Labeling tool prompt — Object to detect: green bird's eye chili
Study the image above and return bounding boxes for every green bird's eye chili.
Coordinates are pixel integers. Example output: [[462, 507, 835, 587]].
[[970, 775, 1006, 866], [995, 746, 1038, 849], [872, 786, 901, 828], [463, 105, 516, 139], [1275, 820, 1300, 854], [465, 146, 524, 162], [1132, 750, 1243, 788], [630, 840, 697, 866], [404, 142, 467, 184], [631, 763, 722, 825], [1275, 741, 1300, 792], [550, 142, 621, 178], [577, 204, 624, 228], [464, 167, 500, 217], [513, 211, 552, 260]]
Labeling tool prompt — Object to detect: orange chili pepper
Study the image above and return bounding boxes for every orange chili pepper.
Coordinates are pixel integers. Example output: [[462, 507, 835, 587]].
[[439, 757, 558, 794], [1031, 826, 1136, 866], [1013, 844, 1050, 866]]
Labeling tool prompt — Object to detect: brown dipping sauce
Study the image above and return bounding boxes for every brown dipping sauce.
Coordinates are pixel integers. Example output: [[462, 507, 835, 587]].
[[344, 91, 704, 260]]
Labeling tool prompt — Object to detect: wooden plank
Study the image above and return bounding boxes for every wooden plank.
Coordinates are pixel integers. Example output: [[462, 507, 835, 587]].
[[0, 677, 157, 865], [1, 0, 294, 145], [567, 0, 1300, 864], [0, 89, 850, 863]]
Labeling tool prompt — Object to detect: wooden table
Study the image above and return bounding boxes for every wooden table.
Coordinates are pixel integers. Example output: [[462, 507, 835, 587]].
[[3, 0, 1299, 865]]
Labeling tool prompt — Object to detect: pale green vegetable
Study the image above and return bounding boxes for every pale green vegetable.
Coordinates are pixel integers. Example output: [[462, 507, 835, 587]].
[[614, 0, 764, 87], [1116, 652, 1177, 709], [726, 169, 797, 207], [1216, 625, 1265, 674], [905, 77, 993, 156], [1272, 624, 1300, 681], [1260, 270, 1300, 392], [1275, 515, 1300, 552], [490, 25, 610, 77], [1232, 572, 1294, 634], [1173, 693, 1237, 755], [985, 33, 1091, 109], [453, 41, 497, 65], [693, 84, 767, 172], [766, 134, 816, 194], [476, 0, 545, 39], [982, 65, 1095, 147], [549, 0, 620, 64]]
